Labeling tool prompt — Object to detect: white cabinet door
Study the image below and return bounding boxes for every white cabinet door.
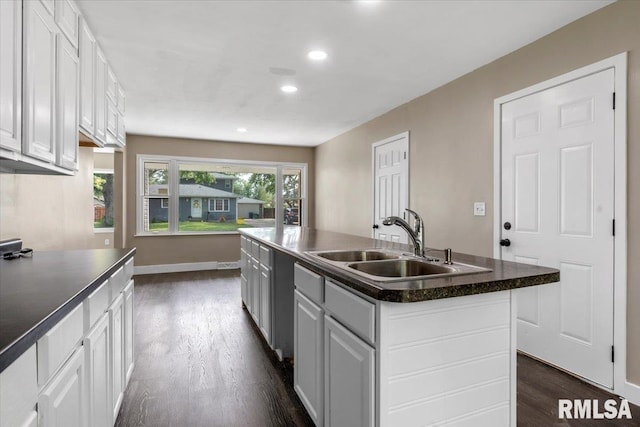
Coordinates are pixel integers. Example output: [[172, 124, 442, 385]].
[[250, 258, 260, 323], [84, 313, 111, 427], [0, 0, 22, 152], [116, 111, 125, 146], [23, 0, 58, 163], [94, 48, 107, 145], [294, 290, 323, 426], [106, 98, 117, 142], [55, 34, 79, 170], [123, 280, 134, 385], [324, 316, 375, 427], [38, 346, 87, 427], [109, 294, 124, 421], [78, 18, 95, 135], [0, 345, 37, 427], [54, 0, 79, 48], [259, 264, 271, 344], [240, 273, 248, 307]]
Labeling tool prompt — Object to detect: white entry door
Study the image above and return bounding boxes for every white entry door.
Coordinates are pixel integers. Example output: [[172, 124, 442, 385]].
[[501, 69, 615, 387], [372, 132, 409, 243], [191, 197, 202, 218]]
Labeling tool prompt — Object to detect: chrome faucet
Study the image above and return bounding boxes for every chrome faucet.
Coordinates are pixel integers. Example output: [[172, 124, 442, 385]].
[[382, 208, 425, 257]]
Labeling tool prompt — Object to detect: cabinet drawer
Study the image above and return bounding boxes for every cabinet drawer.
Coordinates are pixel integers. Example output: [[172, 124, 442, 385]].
[[37, 303, 83, 385], [260, 245, 271, 267], [294, 263, 324, 305], [240, 235, 248, 251], [109, 266, 125, 301], [325, 280, 375, 344], [124, 257, 134, 283], [84, 279, 109, 332]]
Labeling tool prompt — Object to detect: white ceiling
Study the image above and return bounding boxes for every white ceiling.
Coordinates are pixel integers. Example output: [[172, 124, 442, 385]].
[[76, 0, 613, 147]]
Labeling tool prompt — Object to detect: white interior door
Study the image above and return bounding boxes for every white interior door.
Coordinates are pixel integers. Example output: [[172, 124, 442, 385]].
[[501, 69, 615, 387], [373, 132, 409, 243]]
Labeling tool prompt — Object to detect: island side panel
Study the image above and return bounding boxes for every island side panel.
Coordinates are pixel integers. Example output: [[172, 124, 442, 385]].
[[272, 250, 296, 359], [378, 290, 513, 427]]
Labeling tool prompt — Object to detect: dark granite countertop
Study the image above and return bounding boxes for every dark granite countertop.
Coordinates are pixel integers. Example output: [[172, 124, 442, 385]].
[[0, 248, 136, 373], [239, 227, 559, 303]]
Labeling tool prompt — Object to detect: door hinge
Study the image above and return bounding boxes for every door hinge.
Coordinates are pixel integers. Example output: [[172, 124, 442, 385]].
[[404, 151, 407, 160], [611, 345, 615, 363], [613, 92, 616, 110], [612, 219, 616, 236]]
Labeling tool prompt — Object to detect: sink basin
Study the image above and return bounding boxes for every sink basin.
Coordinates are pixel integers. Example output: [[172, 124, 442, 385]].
[[348, 259, 454, 278], [315, 250, 401, 262]]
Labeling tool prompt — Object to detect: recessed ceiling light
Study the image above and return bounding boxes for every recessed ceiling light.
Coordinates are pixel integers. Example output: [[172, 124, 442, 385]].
[[281, 85, 298, 93], [236, 127, 247, 133], [307, 50, 328, 61]]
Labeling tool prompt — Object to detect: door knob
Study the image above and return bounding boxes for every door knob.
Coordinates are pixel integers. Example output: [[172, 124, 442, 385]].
[[372, 224, 379, 229], [499, 239, 511, 247]]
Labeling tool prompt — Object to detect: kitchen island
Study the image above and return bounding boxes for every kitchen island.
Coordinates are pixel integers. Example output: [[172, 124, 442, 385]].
[[0, 248, 135, 427], [239, 227, 559, 427]]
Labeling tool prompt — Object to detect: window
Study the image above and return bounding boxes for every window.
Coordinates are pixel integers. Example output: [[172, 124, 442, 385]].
[[137, 155, 307, 235], [209, 199, 230, 212], [94, 171, 114, 230]]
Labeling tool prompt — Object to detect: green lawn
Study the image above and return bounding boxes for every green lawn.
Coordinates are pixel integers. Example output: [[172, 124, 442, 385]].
[[148, 221, 250, 232]]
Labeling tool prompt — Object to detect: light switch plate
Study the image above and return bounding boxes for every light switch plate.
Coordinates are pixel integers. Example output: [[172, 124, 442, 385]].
[[474, 202, 486, 216]]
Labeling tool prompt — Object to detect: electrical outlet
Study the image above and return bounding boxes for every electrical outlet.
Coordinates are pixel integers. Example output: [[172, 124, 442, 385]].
[[104, 238, 110, 246], [474, 202, 486, 216]]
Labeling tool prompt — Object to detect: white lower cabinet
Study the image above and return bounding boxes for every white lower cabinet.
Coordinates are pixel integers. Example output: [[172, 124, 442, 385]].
[[0, 345, 38, 427], [259, 264, 271, 343], [324, 316, 375, 427], [294, 290, 324, 427], [38, 346, 87, 427], [123, 280, 135, 384], [109, 294, 124, 421], [240, 238, 273, 348], [84, 314, 111, 427], [250, 255, 260, 323]]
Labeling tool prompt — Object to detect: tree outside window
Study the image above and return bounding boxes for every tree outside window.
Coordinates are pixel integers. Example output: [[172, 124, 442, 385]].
[[94, 172, 114, 229]]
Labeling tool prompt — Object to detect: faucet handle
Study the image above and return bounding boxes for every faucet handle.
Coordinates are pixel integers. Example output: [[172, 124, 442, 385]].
[[405, 208, 421, 231]]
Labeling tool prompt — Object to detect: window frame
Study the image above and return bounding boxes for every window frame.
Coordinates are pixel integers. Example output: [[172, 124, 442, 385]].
[[160, 198, 169, 209], [136, 155, 308, 236], [209, 198, 230, 212], [93, 168, 115, 233]]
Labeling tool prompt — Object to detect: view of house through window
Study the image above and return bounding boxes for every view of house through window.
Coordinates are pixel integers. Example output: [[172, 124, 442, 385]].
[[139, 157, 306, 234]]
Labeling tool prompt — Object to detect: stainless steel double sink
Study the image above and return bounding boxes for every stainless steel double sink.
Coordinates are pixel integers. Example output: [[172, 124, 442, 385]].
[[306, 249, 491, 282]]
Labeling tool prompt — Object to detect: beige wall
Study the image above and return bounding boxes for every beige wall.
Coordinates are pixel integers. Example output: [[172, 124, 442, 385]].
[[315, 1, 640, 385], [124, 134, 315, 267], [0, 147, 95, 250]]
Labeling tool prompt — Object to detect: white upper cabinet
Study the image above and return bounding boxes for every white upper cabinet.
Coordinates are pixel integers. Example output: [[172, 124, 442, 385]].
[[0, 0, 22, 153], [78, 18, 95, 135], [54, 0, 79, 48], [94, 48, 108, 145], [117, 84, 125, 113], [23, 0, 58, 164], [106, 67, 117, 102], [56, 34, 79, 170]]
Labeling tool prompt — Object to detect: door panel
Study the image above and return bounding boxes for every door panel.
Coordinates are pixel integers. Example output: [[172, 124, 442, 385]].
[[501, 69, 615, 387], [373, 133, 408, 243]]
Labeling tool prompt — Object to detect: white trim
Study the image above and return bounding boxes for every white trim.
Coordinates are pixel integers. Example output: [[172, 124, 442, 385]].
[[625, 381, 640, 407], [371, 131, 410, 239], [93, 228, 114, 234], [160, 198, 169, 209], [209, 198, 230, 212], [493, 52, 628, 397], [133, 260, 240, 275]]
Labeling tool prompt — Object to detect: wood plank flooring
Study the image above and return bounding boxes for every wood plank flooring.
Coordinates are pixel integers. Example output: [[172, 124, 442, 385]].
[[115, 270, 639, 427]]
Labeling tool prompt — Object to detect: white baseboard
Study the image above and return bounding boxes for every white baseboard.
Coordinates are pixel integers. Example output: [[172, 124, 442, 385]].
[[134, 260, 240, 275], [625, 380, 640, 407]]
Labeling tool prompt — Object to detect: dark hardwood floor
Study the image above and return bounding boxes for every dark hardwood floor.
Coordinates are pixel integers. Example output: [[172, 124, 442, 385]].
[[115, 270, 638, 427]]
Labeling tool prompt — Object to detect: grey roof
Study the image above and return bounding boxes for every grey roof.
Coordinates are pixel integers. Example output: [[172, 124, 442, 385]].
[[236, 197, 265, 205], [178, 184, 239, 198], [211, 173, 237, 180]]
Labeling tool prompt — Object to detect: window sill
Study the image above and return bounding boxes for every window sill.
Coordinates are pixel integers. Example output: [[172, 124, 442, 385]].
[[94, 228, 114, 234], [134, 231, 241, 237]]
